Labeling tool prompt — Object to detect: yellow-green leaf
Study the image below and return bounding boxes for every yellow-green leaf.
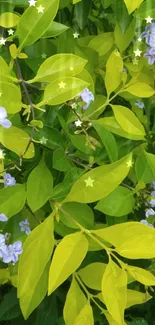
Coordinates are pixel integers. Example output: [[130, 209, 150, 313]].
[[63, 277, 87, 325], [127, 265, 155, 286], [111, 104, 146, 136], [0, 12, 20, 28], [64, 153, 132, 203], [125, 81, 155, 98], [126, 289, 152, 308], [78, 263, 106, 290], [0, 57, 11, 81], [9, 44, 18, 59], [0, 269, 10, 285], [88, 32, 114, 57], [48, 232, 88, 295], [114, 20, 136, 53], [27, 156, 53, 212], [17, 0, 59, 50], [39, 77, 88, 106], [28, 54, 87, 83], [101, 259, 127, 325], [105, 50, 123, 96], [123, 0, 144, 14], [0, 126, 35, 159], [95, 116, 145, 140], [0, 184, 26, 218], [92, 222, 155, 248], [18, 216, 54, 319], [73, 303, 94, 325], [0, 81, 21, 113]]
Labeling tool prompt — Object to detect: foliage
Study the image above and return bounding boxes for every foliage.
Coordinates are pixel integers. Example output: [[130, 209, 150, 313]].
[[1, 0, 155, 324]]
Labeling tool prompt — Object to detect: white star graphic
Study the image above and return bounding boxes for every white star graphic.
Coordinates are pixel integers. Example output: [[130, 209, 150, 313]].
[[70, 66, 74, 71], [134, 49, 142, 57], [37, 5, 44, 13], [71, 103, 77, 109], [0, 37, 6, 45], [84, 177, 95, 187], [132, 58, 138, 65], [73, 32, 79, 39], [137, 37, 142, 42], [8, 29, 14, 36], [145, 16, 153, 24], [58, 81, 66, 89], [75, 119, 82, 127], [40, 136, 48, 145], [41, 53, 47, 59], [28, 0, 37, 6], [126, 160, 134, 168]]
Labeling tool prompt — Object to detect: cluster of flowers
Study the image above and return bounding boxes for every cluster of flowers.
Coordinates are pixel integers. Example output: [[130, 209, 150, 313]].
[[140, 181, 155, 227], [80, 88, 94, 110], [142, 22, 155, 65], [0, 215, 31, 264], [0, 106, 12, 129]]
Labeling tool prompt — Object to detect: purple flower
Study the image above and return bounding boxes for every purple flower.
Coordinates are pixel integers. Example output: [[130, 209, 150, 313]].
[[0, 214, 8, 222], [151, 190, 155, 196], [140, 219, 154, 228], [144, 47, 155, 65], [0, 107, 12, 129], [0, 234, 7, 259], [79, 88, 94, 110], [2, 241, 23, 264], [4, 173, 16, 187], [150, 199, 155, 207], [141, 23, 155, 46], [134, 100, 145, 109], [19, 219, 31, 235], [145, 208, 155, 218]]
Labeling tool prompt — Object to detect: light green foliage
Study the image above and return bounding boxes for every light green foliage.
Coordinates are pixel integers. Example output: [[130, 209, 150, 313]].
[[125, 81, 155, 97], [123, 0, 144, 14], [40, 77, 89, 106], [0, 12, 20, 27], [111, 105, 146, 136], [114, 20, 136, 53], [88, 33, 114, 56], [73, 303, 94, 325], [78, 262, 106, 290], [63, 277, 87, 325], [17, 0, 59, 49], [18, 216, 54, 319], [95, 186, 135, 217], [27, 156, 53, 212], [65, 153, 132, 203], [28, 54, 87, 83], [0, 184, 26, 217], [48, 232, 88, 294], [105, 50, 123, 96], [59, 202, 94, 229], [126, 289, 152, 308], [127, 265, 155, 285], [41, 21, 69, 38], [101, 258, 127, 324], [135, 151, 155, 184], [0, 126, 35, 158], [0, 82, 21, 113]]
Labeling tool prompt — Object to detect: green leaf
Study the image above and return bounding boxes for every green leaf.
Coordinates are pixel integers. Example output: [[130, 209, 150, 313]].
[[96, 116, 145, 140], [125, 81, 155, 97], [0, 12, 20, 27], [114, 20, 136, 53], [73, 304, 94, 325], [105, 50, 123, 96], [88, 32, 114, 57], [95, 186, 135, 217], [126, 289, 152, 309], [116, 0, 133, 34], [0, 184, 26, 218], [64, 153, 132, 203], [123, 0, 144, 14], [0, 269, 10, 285], [18, 216, 54, 319], [78, 262, 106, 290], [93, 121, 118, 162], [0, 126, 35, 159], [101, 259, 127, 324], [0, 57, 12, 81], [16, 0, 59, 50], [63, 277, 87, 325], [40, 77, 88, 106], [0, 288, 21, 321], [135, 151, 155, 184], [75, 0, 92, 30], [27, 156, 53, 212], [28, 54, 87, 83], [127, 265, 155, 286], [135, 0, 155, 18], [53, 148, 71, 172], [111, 105, 146, 136], [59, 202, 94, 229], [92, 221, 155, 248], [41, 21, 69, 38], [48, 232, 88, 294], [0, 81, 21, 113]]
